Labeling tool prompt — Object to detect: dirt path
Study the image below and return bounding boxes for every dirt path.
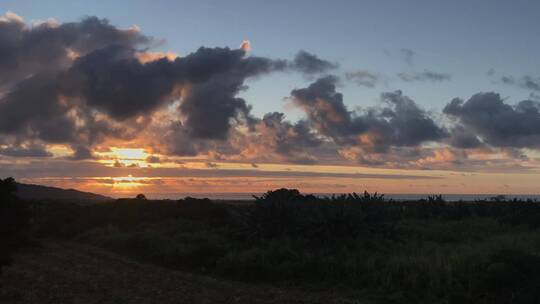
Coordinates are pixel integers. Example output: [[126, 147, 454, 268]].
[[0, 242, 364, 304]]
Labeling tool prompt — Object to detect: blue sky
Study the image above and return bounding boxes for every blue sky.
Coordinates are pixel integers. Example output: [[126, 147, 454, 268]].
[[2, 0, 539, 118]]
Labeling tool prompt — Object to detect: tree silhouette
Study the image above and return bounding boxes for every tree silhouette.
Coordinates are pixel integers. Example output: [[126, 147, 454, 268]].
[[136, 193, 147, 200], [0, 177, 17, 196], [0, 177, 30, 273]]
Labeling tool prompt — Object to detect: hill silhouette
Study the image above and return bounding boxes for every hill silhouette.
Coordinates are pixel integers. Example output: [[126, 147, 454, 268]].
[[15, 183, 111, 202]]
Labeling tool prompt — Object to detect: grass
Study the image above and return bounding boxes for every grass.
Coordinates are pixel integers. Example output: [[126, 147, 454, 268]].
[[12, 188, 540, 303]]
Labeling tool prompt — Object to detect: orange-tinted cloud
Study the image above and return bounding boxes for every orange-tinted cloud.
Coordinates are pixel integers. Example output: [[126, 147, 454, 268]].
[[239, 40, 251, 52]]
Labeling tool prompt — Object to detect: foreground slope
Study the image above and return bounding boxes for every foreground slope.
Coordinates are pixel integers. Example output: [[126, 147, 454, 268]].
[[0, 241, 360, 304]]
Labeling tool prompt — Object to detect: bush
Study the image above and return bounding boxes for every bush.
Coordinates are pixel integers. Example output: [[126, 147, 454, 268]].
[[0, 178, 31, 272], [235, 188, 396, 240]]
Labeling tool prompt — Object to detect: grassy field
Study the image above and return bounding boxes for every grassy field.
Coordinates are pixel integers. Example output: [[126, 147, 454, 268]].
[[5, 184, 540, 303]]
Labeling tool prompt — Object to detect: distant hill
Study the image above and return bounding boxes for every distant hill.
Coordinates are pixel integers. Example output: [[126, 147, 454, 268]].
[[15, 183, 112, 202]]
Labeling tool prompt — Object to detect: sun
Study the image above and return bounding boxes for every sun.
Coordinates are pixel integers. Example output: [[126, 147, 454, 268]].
[[111, 148, 148, 160]]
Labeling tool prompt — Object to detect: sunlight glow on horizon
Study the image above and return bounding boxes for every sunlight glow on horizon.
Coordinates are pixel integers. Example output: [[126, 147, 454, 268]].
[[109, 148, 148, 160]]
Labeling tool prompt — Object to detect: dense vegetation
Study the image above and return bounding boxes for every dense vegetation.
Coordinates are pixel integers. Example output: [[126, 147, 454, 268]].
[[0, 178, 32, 273], [5, 181, 540, 303]]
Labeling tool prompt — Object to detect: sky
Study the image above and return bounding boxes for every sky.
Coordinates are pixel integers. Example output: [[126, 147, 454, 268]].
[[1, 1, 540, 198]]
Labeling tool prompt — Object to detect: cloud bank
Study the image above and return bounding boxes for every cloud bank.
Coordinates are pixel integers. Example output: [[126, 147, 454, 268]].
[[0, 11, 538, 173]]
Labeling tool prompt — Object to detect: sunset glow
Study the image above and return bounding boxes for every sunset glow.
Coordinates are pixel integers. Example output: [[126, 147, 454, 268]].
[[110, 148, 148, 160], [110, 175, 149, 188]]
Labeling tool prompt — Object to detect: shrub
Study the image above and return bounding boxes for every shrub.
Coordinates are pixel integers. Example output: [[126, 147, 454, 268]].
[[0, 178, 31, 272]]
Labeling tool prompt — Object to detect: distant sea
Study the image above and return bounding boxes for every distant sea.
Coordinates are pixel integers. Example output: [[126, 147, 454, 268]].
[[147, 192, 540, 201]]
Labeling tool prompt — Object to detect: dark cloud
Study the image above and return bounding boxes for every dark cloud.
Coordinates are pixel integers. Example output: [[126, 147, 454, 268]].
[[398, 70, 451, 82], [0, 14, 153, 146], [161, 121, 241, 158], [290, 75, 365, 144], [0, 13, 149, 86], [163, 122, 211, 156], [0, 13, 344, 158], [374, 90, 447, 148], [447, 126, 484, 149], [178, 52, 286, 139], [249, 112, 322, 163], [62, 45, 179, 120], [0, 71, 136, 145], [501, 75, 540, 92], [64, 45, 286, 124], [291, 76, 446, 151], [164, 111, 323, 164], [0, 28, 288, 147], [70, 146, 93, 160], [180, 77, 251, 139], [0, 144, 52, 157], [444, 92, 540, 148], [0, 73, 77, 142], [290, 50, 337, 75], [345, 70, 378, 87]]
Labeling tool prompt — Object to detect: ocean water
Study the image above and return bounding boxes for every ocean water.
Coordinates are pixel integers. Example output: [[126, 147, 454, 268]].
[[147, 192, 540, 201]]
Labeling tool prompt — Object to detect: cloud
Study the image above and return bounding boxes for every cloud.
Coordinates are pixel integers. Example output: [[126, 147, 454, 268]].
[[501, 75, 540, 92], [0, 158, 439, 180], [0, 71, 136, 145], [373, 90, 447, 148], [0, 11, 24, 23], [0, 13, 150, 86], [63, 45, 178, 120], [240, 112, 322, 164], [239, 40, 251, 52], [444, 92, 540, 148], [414, 148, 467, 167], [146, 155, 161, 163], [398, 70, 451, 82], [290, 76, 446, 151], [0, 31, 289, 148], [290, 50, 338, 75], [400, 48, 415, 66], [1, 12, 537, 172], [345, 70, 378, 87], [290, 75, 363, 144], [162, 123, 210, 156], [70, 146, 93, 160], [447, 126, 484, 149], [0, 144, 52, 157], [0, 13, 342, 155], [530, 92, 540, 101]]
